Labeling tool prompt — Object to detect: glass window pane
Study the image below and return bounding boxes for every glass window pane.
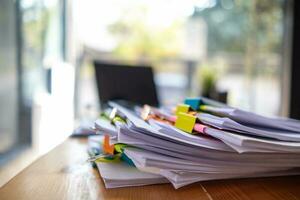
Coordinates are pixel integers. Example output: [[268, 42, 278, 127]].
[[74, 0, 286, 116], [0, 0, 18, 153], [21, 0, 63, 100]]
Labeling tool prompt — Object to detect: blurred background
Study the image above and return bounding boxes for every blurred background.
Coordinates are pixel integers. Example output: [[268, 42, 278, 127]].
[[75, 0, 285, 115], [0, 0, 299, 186]]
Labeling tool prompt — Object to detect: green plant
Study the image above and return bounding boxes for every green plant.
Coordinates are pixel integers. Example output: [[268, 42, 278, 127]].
[[198, 66, 218, 96]]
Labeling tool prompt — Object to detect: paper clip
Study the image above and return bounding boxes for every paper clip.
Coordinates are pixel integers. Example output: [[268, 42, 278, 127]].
[[184, 98, 203, 111], [87, 154, 108, 162], [108, 107, 126, 125], [109, 107, 118, 120], [87, 154, 121, 163]]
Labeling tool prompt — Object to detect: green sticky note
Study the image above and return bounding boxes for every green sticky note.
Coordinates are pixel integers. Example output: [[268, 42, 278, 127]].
[[176, 104, 190, 115], [175, 112, 196, 133], [199, 105, 207, 111], [114, 143, 127, 153]]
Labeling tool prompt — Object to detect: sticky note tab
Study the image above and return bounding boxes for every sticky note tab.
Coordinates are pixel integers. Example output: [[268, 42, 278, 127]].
[[141, 105, 151, 120], [112, 116, 126, 124], [114, 143, 127, 153], [121, 153, 135, 166], [194, 123, 207, 134], [95, 154, 121, 163], [199, 105, 207, 111], [175, 104, 190, 115], [175, 112, 196, 133], [103, 135, 115, 155], [184, 98, 202, 111]]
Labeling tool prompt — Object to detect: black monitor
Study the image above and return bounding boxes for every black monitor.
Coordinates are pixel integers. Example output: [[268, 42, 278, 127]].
[[94, 61, 159, 108]]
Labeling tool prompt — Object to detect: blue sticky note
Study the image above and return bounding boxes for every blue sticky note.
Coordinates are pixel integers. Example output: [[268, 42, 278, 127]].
[[184, 98, 202, 110], [121, 153, 135, 166]]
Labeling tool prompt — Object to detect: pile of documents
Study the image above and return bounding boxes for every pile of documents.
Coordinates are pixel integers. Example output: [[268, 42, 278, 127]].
[[88, 97, 300, 189]]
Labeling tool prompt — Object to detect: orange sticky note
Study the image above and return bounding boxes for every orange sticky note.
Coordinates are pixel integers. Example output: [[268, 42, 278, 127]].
[[103, 135, 115, 155]]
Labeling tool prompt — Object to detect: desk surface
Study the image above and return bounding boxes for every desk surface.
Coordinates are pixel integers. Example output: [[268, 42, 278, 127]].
[[0, 138, 300, 200]]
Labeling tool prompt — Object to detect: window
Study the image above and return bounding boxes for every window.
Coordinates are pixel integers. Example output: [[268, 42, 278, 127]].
[[0, 0, 66, 166], [0, 0, 18, 156], [74, 0, 288, 117]]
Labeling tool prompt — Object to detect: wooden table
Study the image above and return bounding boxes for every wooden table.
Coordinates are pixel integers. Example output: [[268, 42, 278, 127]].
[[1, 138, 300, 200]]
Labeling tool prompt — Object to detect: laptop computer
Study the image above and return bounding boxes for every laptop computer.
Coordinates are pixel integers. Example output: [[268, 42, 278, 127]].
[[94, 61, 159, 108]]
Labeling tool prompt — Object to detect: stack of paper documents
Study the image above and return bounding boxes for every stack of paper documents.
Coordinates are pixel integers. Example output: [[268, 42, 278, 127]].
[[89, 97, 300, 189]]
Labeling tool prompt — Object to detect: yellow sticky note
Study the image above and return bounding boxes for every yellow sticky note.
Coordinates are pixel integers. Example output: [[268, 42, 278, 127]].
[[175, 104, 190, 115], [175, 112, 196, 133]]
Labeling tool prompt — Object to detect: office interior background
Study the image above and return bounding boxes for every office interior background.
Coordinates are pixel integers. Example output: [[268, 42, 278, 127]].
[[1, 0, 300, 186]]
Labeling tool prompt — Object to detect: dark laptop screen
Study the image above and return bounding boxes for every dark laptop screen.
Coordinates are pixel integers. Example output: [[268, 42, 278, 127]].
[[94, 61, 159, 108]]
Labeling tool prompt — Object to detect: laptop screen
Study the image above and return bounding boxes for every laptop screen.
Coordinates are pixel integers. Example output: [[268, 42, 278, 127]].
[[94, 61, 159, 108]]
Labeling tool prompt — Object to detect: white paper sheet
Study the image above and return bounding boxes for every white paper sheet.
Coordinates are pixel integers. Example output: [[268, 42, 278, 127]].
[[198, 113, 300, 142], [95, 118, 118, 136], [95, 162, 168, 188], [201, 106, 300, 132], [118, 125, 300, 166]]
